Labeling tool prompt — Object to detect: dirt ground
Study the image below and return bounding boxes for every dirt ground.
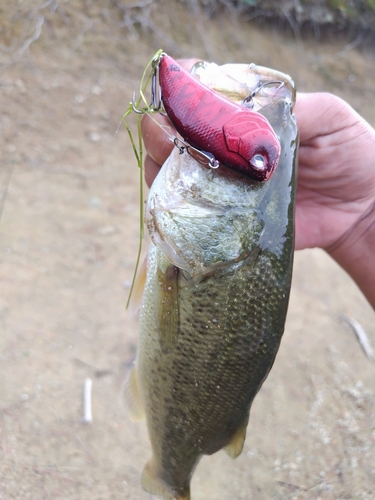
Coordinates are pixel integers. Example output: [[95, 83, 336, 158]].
[[1, 2, 375, 499]]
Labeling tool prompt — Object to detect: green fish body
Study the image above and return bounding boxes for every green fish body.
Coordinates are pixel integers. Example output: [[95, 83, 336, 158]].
[[127, 65, 298, 500]]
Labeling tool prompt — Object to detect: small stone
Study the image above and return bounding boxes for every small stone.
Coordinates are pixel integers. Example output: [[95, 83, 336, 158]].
[[88, 131, 101, 142], [91, 85, 102, 95], [98, 225, 115, 235]]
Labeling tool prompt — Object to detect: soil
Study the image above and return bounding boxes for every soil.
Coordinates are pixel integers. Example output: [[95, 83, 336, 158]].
[[0, 2, 375, 499]]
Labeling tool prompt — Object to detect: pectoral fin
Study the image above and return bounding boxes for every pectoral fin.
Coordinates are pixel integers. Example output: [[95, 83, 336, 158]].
[[157, 265, 180, 354], [123, 366, 145, 422], [223, 423, 248, 459], [128, 255, 148, 318], [142, 459, 190, 500]]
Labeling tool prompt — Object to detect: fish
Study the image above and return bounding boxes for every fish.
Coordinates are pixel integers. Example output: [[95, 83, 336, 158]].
[[126, 60, 298, 500]]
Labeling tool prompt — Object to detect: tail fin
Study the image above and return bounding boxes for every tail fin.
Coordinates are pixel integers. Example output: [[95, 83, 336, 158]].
[[141, 459, 190, 500]]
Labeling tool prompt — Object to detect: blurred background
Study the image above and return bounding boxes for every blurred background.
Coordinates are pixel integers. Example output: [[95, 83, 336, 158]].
[[0, 1, 375, 499]]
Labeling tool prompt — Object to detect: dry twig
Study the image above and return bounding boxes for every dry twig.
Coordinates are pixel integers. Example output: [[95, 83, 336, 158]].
[[82, 377, 93, 424], [17, 15, 44, 56], [341, 314, 374, 360]]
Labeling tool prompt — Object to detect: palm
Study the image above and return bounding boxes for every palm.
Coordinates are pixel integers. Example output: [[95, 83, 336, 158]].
[[294, 93, 375, 250]]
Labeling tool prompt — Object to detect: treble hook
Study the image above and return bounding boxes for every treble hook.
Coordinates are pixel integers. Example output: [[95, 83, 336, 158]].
[[242, 80, 284, 109], [173, 137, 220, 170], [173, 137, 186, 155]]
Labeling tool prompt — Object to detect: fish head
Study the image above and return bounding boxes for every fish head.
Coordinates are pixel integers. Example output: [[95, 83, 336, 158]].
[[146, 61, 298, 275]]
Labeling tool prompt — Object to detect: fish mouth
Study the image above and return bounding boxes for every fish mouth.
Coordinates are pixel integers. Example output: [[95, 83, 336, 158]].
[[191, 60, 296, 112]]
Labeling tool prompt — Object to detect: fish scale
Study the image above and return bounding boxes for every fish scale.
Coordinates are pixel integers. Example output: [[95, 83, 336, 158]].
[[138, 238, 293, 499]]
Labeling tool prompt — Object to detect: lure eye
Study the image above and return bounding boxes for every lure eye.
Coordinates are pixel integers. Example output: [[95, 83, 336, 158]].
[[250, 154, 267, 171]]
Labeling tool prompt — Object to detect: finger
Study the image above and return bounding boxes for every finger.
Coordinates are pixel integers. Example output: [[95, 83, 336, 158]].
[[144, 154, 162, 188], [294, 93, 330, 143], [141, 113, 175, 166], [141, 57, 203, 188], [294, 92, 356, 143]]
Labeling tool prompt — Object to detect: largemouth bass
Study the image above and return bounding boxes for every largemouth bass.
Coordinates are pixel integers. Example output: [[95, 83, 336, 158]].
[[127, 61, 298, 500]]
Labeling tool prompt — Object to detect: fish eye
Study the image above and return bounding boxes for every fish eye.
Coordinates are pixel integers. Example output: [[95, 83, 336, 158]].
[[250, 154, 267, 171]]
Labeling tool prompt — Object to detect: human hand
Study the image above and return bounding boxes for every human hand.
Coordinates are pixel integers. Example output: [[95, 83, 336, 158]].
[[294, 92, 375, 307], [293, 92, 375, 251]]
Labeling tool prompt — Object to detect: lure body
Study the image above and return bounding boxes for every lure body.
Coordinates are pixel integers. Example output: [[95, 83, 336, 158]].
[[159, 54, 281, 181]]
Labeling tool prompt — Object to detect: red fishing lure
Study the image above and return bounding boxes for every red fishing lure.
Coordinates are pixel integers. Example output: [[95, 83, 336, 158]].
[[158, 54, 281, 182]]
